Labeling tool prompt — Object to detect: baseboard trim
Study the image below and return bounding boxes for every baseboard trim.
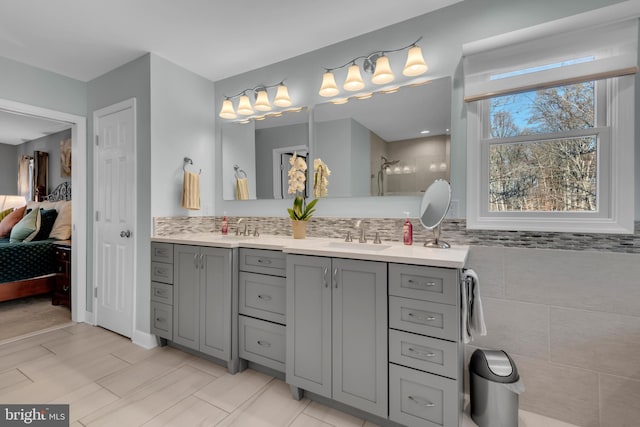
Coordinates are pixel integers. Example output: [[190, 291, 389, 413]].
[[133, 329, 158, 349]]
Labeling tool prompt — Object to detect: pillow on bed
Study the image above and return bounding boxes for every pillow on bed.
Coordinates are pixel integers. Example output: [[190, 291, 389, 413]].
[[9, 208, 41, 242], [0, 205, 26, 238], [0, 208, 13, 221], [33, 209, 59, 241], [49, 201, 72, 240]]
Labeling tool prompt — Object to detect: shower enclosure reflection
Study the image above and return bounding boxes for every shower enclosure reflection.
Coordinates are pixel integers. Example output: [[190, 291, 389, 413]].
[[314, 76, 451, 197]]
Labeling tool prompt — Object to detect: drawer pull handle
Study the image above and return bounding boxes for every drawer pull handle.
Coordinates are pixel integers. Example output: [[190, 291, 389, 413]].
[[257, 258, 272, 264], [156, 249, 167, 256], [407, 279, 436, 287], [257, 340, 271, 348], [156, 267, 167, 275], [156, 317, 164, 322], [257, 294, 272, 301], [155, 289, 165, 296], [408, 347, 436, 358], [323, 267, 329, 288], [408, 312, 436, 322], [63, 285, 70, 292], [408, 395, 435, 408]]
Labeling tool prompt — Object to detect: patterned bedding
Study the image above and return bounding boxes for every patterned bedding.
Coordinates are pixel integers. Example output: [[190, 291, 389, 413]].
[[0, 237, 56, 283]]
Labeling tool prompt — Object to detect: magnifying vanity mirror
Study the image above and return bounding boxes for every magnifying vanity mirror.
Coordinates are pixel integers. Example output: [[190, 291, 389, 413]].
[[419, 179, 451, 248]]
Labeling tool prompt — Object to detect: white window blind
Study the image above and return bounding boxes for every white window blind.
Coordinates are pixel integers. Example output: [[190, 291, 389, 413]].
[[462, 3, 640, 102]]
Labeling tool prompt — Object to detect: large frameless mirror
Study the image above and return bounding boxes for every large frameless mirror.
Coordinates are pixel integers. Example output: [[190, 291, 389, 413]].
[[221, 108, 309, 201], [313, 76, 451, 198]]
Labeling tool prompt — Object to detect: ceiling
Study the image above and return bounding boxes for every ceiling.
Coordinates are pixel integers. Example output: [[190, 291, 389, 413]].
[[0, 0, 460, 145], [0, 110, 71, 145]]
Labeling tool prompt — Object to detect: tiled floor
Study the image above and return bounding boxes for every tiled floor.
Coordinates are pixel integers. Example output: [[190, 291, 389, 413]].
[[0, 323, 576, 427]]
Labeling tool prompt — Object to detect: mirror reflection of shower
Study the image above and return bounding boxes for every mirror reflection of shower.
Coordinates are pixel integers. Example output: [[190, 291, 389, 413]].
[[377, 156, 399, 196]]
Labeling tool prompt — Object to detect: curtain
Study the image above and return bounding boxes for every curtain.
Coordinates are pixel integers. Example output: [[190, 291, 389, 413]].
[[33, 151, 49, 201], [462, 9, 639, 102], [17, 155, 31, 200]]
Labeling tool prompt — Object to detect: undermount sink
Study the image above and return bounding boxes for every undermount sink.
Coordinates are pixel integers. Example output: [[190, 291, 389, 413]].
[[324, 241, 392, 251]]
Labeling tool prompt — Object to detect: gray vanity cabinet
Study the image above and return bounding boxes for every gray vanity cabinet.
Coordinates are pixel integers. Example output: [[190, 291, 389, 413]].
[[286, 254, 388, 418], [173, 244, 233, 363]]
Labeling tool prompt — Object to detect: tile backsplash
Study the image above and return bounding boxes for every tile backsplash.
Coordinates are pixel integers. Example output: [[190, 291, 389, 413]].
[[153, 216, 640, 254]]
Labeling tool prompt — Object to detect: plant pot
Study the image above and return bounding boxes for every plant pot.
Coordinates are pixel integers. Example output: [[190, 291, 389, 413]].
[[291, 220, 307, 239]]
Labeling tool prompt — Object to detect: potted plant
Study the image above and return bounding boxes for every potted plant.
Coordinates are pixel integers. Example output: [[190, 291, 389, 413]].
[[287, 153, 330, 238]]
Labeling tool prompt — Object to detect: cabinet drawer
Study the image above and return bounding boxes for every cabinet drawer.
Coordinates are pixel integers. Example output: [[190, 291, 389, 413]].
[[151, 242, 173, 263], [239, 248, 286, 277], [239, 316, 285, 372], [54, 247, 71, 262], [389, 264, 458, 306], [389, 296, 459, 341], [239, 272, 286, 324], [389, 329, 458, 379], [151, 262, 173, 284], [151, 301, 173, 340], [151, 282, 173, 305], [389, 364, 459, 427]]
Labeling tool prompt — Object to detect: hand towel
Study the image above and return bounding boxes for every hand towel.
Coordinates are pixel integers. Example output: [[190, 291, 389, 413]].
[[236, 177, 249, 200], [461, 268, 487, 343], [181, 171, 200, 210]]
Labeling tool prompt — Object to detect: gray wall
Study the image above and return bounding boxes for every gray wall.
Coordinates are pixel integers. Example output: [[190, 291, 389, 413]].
[[0, 143, 17, 194], [0, 55, 86, 116], [214, 0, 632, 219], [150, 54, 216, 217], [16, 128, 72, 194]]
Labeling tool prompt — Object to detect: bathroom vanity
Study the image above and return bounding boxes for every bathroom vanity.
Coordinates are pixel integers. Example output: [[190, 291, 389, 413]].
[[150, 233, 468, 427]]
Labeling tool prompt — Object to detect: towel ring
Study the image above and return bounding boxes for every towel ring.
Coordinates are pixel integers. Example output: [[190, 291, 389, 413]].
[[234, 164, 247, 179], [183, 157, 201, 175]]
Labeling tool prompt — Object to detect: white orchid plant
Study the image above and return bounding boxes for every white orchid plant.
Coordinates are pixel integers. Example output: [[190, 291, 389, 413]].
[[287, 153, 331, 221]]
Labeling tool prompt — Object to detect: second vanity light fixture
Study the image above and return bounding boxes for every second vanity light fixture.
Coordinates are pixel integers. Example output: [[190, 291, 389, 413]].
[[219, 81, 292, 119], [319, 37, 428, 98]]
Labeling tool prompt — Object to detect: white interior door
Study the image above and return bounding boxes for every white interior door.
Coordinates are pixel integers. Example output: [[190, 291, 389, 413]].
[[94, 99, 136, 338]]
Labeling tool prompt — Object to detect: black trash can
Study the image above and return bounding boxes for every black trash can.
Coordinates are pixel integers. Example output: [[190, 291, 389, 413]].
[[470, 349, 524, 427]]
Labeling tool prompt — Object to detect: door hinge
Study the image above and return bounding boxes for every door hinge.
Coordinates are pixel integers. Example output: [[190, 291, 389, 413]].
[[95, 211, 99, 221], [94, 287, 98, 298], [95, 135, 99, 146]]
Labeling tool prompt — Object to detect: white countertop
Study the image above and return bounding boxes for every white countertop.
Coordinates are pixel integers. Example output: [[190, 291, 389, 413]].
[[151, 232, 469, 269]]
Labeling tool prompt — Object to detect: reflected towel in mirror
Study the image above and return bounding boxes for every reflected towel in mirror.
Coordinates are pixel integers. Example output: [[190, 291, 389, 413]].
[[181, 171, 200, 210], [236, 177, 249, 200]]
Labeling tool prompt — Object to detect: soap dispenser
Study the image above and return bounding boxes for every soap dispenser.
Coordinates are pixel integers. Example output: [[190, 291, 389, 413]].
[[403, 211, 413, 245], [221, 212, 228, 235]]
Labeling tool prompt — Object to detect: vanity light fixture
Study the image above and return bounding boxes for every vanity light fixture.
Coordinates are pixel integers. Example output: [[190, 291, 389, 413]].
[[319, 37, 428, 97], [219, 81, 293, 119]]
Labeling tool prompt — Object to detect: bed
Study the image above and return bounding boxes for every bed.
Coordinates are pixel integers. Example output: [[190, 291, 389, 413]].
[[0, 182, 71, 303]]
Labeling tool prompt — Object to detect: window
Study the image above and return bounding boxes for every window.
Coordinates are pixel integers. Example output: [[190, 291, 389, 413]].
[[487, 81, 601, 214], [464, 12, 637, 233]]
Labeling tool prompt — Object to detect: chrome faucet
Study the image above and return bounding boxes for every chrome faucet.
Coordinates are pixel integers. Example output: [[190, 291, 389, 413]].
[[356, 220, 367, 243], [236, 218, 247, 236]]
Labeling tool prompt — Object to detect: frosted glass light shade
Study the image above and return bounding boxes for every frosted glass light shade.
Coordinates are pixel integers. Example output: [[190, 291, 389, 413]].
[[237, 94, 254, 115], [219, 99, 237, 119], [319, 71, 339, 97], [343, 64, 365, 91], [371, 56, 395, 85], [274, 84, 292, 107], [403, 45, 428, 76], [254, 90, 272, 111]]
